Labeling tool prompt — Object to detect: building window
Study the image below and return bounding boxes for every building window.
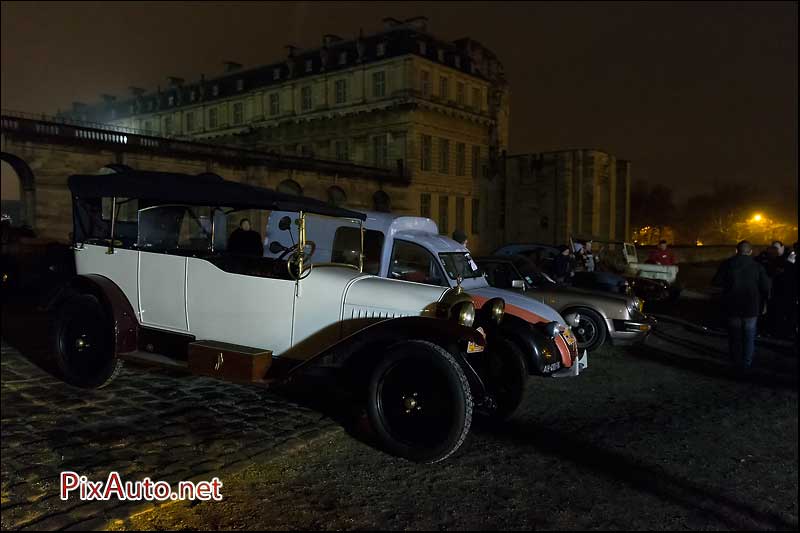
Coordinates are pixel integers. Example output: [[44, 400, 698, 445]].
[[338, 51, 347, 65], [305, 59, 313, 73], [269, 93, 280, 115], [373, 190, 391, 213], [471, 145, 481, 178], [420, 134, 432, 171], [377, 42, 386, 56], [300, 144, 313, 157], [190, 90, 196, 102], [335, 79, 347, 104], [148, 101, 154, 111], [420, 193, 431, 218], [372, 135, 388, 168], [233, 102, 243, 125], [301, 86, 313, 111], [472, 87, 482, 110], [110, 109, 116, 120], [456, 143, 466, 176], [372, 71, 386, 98], [471, 198, 480, 234], [454, 56, 461, 68], [327, 186, 346, 207], [439, 76, 449, 100], [437, 49, 445, 62], [186, 112, 195, 132], [168, 95, 175, 106], [438, 195, 449, 234], [237, 79, 244, 91], [273, 68, 281, 80], [277, 179, 302, 196], [457, 82, 465, 105], [456, 197, 465, 235], [418, 41, 427, 55], [212, 85, 219, 96], [439, 138, 450, 173], [334, 139, 349, 161], [420, 70, 430, 96], [144, 120, 153, 135], [164, 116, 173, 135]]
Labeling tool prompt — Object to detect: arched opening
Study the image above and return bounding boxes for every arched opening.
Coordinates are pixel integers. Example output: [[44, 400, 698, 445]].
[[277, 179, 303, 196], [373, 190, 391, 213], [0, 152, 36, 228], [327, 186, 347, 207]]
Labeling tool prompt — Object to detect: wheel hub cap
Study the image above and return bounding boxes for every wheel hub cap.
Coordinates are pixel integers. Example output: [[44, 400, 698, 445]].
[[74, 335, 90, 351], [402, 393, 422, 413]]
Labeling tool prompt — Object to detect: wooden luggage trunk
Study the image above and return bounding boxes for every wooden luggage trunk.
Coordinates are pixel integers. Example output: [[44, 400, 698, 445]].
[[188, 340, 272, 383]]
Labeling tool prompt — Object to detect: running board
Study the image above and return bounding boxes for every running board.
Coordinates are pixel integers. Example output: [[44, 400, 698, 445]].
[[120, 350, 188, 369]]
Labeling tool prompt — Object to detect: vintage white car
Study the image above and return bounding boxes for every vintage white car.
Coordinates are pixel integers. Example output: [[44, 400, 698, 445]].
[[51, 170, 540, 463], [265, 211, 584, 415]]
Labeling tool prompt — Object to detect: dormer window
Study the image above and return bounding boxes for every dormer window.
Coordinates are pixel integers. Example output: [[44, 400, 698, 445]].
[[305, 59, 313, 73], [418, 41, 427, 55], [437, 49, 445, 62], [454, 56, 461, 68], [212, 84, 219, 96], [168, 95, 175, 106], [376, 42, 386, 57], [338, 51, 347, 65], [273, 67, 281, 80], [190, 90, 196, 102], [236, 79, 244, 91]]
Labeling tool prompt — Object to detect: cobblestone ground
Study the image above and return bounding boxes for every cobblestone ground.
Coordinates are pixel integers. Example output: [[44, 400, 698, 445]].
[[0, 340, 340, 531]]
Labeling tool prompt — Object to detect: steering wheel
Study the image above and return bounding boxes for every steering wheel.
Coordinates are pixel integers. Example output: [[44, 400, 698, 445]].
[[278, 240, 317, 262]]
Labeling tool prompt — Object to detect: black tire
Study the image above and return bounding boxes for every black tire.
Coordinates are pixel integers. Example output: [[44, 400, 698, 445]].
[[367, 340, 472, 463], [479, 338, 528, 422], [569, 308, 607, 352], [52, 294, 122, 388]]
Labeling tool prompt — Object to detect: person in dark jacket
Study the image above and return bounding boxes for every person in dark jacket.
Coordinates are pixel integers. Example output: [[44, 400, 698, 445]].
[[228, 219, 263, 256], [712, 240, 771, 370], [554, 245, 572, 283]]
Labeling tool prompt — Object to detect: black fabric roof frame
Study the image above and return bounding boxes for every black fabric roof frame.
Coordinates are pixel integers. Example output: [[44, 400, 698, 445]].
[[67, 170, 367, 221]]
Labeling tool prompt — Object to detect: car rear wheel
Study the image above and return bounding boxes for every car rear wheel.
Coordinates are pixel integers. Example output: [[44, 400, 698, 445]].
[[52, 294, 122, 388], [367, 340, 472, 463], [570, 308, 607, 352]]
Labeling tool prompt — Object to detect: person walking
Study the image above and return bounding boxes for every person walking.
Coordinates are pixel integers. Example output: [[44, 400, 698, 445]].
[[647, 239, 676, 265], [712, 240, 771, 371]]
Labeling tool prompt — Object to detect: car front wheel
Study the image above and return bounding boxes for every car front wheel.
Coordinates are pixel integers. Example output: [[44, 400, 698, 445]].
[[479, 337, 527, 422], [367, 340, 472, 463], [52, 294, 122, 388], [569, 308, 607, 352]]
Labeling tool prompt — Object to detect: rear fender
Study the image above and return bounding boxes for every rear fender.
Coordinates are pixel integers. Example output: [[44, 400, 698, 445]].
[[50, 274, 138, 355]]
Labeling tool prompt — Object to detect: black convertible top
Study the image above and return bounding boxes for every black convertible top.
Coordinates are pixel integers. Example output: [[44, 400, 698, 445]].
[[67, 170, 367, 220]]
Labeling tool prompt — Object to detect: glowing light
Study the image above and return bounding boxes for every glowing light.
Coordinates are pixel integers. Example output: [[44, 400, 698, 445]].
[[696, 240, 704, 246], [751, 213, 763, 222]]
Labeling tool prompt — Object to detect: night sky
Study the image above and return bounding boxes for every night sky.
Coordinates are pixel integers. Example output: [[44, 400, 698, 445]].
[[1, 1, 797, 211]]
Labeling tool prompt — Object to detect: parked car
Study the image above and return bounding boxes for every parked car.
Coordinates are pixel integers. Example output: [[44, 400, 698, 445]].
[[493, 242, 671, 303], [475, 254, 654, 352], [52, 170, 540, 464], [265, 211, 584, 418]]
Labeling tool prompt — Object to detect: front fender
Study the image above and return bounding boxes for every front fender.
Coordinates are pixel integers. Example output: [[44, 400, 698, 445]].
[[491, 314, 572, 376]]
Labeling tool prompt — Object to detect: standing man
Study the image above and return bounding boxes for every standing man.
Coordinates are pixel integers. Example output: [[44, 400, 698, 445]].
[[228, 218, 263, 256], [452, 229, 468, 249], [712, 240, 771, 371], [554, 245, 573, 284], [648, 239, 676, 265]]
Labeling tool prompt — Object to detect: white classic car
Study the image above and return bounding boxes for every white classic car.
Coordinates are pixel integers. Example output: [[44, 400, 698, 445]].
[[51, 170, 536, 463], [265, 211, 585, 418]]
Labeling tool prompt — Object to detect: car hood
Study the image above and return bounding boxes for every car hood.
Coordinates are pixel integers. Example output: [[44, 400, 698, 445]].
[[471, 286, 566, 326], [536, 284, 632, 306]]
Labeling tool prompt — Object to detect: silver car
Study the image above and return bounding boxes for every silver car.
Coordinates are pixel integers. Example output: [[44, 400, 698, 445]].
[[476, 255, 653, 351]]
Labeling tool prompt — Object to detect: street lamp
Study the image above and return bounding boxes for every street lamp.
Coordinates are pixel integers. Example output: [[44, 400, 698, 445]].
[[751, 213, 763, 223]]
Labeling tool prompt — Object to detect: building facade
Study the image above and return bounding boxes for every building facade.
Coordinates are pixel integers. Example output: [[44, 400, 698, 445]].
[[65, 17, 510, 253], [505, 150, 631, 245]]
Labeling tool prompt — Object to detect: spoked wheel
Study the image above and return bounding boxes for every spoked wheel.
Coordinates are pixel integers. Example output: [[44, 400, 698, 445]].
[[367, 340, 472, 463], [479, 338, 527, 422], [52, 294, 122, 388], [571, 308, 607, 352]]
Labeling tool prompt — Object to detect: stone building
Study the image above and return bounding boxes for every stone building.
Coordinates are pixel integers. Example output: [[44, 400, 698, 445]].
[[504, 149, 631, 245], [65, 17, 510, 253]]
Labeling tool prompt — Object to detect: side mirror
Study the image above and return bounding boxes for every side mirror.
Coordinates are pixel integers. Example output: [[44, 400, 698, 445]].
[[278, 216, 292, 231], [512, 279, 525, 289], [269, 241, 286, 254]]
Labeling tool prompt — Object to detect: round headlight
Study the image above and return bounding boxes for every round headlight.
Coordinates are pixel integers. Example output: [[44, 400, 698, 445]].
[[485, 297, 505, 324], [456, 301, 476, 328]]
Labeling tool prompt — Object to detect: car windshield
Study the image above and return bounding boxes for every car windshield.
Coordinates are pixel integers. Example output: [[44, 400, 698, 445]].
[[509, 256, 556, 287], [439, 252, 484, 280]]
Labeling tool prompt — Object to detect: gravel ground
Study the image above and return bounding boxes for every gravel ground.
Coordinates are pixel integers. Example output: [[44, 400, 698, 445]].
[[109, 338, 798, 531]]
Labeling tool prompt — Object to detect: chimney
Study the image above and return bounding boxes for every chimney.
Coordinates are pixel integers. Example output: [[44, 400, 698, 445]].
[[223, 61, 242, 73]]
